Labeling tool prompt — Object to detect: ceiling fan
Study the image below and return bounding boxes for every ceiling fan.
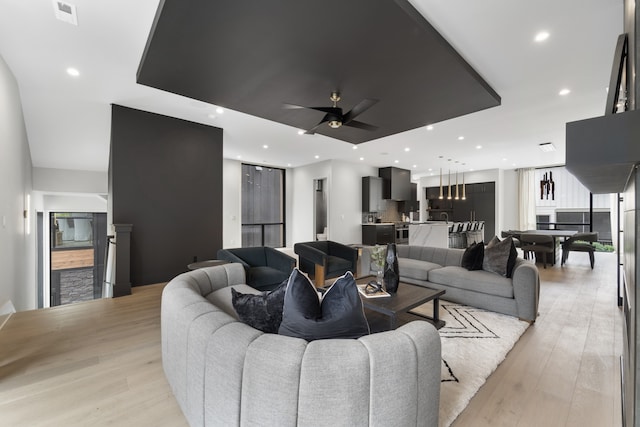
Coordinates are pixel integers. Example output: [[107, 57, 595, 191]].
[[284, 91, 379, 135]]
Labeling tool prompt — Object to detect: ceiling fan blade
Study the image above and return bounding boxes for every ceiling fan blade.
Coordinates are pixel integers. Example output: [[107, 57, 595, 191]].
[[343, 99, 379, 123], [343, 120, 378, 132], [304, 116, 330, 135], [283, 103, 336, 114]]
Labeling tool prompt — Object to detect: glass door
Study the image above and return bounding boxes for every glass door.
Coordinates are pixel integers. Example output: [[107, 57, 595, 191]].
[[49, 212, 107, 306]]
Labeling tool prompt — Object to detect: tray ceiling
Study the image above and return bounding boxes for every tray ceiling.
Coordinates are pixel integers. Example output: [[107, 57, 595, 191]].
[[137, 0, 501, 144]]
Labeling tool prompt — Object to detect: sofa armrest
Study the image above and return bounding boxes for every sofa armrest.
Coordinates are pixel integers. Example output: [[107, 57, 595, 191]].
[[294, 243, 328, 268], [265, 247, 297, 274], [511, 260, 540, 322], [216, 249, 251, 271]]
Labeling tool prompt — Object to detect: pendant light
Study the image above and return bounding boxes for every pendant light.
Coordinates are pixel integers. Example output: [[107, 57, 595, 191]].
[[454, 171, 459, 200], [447, 169, 452, 200], [462, 171, 466, 200], [438, 167, 443, 199]]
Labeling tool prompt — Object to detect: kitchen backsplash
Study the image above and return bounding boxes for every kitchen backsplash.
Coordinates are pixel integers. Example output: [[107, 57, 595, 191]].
[[363, 200, 402, 223]]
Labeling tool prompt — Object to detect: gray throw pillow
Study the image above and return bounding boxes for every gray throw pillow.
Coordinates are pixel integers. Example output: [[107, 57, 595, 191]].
[[483, 236, 513, 276], [278, 269, 370, 341], [231, 279, 287, 333]]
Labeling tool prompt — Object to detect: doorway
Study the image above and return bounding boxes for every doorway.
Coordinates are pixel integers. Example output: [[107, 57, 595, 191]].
[[314, 178, 328, 241], [49, 212, 107, 306]]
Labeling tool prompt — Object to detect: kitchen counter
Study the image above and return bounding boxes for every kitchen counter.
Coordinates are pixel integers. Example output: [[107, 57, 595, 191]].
[[408, 223, 449, 248]]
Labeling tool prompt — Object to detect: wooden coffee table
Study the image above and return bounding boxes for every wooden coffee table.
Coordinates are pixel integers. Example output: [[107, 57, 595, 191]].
[[356, 276, 446, 331]]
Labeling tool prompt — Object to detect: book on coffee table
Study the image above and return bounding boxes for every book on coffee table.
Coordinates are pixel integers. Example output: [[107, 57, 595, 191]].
[[357, 284, 391, 298]]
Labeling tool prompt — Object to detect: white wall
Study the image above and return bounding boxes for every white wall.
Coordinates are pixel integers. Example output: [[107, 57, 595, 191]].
[[33, 167, 107, 194], [290, 159, 377, 245], [0, 54, 35, 311], [222, 159, 242, 248], [535, 166, 611, 222]]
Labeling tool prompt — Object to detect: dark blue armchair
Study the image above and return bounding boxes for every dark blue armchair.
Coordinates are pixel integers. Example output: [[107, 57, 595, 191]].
[[293, 240, 358, 286], [216, 247, 296, 291]]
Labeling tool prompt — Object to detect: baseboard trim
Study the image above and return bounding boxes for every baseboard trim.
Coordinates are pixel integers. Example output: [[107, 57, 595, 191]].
[[0, 312, 13, 331], [0, 300, 16, 331]]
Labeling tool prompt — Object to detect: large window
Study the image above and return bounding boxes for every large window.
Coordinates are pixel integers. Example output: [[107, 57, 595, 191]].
[[241, 164, 285, 247]]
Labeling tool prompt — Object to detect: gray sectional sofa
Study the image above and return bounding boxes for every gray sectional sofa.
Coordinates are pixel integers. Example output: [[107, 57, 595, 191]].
[[363, 245, 540, 322], [161, 262, 442, 427]]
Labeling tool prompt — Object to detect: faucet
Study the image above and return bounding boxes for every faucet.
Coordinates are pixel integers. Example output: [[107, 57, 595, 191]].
[[440, 212, 449, 223]]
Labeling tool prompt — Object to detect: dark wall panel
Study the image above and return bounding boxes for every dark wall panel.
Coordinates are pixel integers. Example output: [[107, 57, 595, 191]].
[[110, 105, 222, 285]]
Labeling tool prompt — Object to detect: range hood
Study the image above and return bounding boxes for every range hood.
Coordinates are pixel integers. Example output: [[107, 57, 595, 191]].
[[565, 108, 640, 194]]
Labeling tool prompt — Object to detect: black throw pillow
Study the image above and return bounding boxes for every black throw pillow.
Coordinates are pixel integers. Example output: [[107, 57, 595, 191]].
[[461, 242, 484, 271], [278, 269, 370, 341], [231, 279, 287, 333], [505, 237, 518, 278]]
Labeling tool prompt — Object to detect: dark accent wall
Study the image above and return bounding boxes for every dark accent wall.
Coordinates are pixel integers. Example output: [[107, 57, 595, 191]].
[[110, 105, 223, 286]]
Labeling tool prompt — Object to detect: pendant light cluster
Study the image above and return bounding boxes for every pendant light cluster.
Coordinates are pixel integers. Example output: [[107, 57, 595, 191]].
[[438, 157, 466, 201]]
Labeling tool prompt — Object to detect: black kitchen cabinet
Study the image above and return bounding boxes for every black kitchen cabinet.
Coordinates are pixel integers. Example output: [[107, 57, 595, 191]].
[[401, 183, 419, 214], [362, 176, 384, 212], [425, 186, 441, 200], [452, 182, 495, 241], [379, 167, 411, 201], [362, 224, 395, 246]]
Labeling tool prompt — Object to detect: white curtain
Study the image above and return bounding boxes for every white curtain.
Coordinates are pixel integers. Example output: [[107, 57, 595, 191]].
[[517, 168, 537, 231]]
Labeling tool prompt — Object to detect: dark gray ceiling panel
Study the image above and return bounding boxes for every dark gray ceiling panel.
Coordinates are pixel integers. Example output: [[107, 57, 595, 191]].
[[137, 0, 501, 144]]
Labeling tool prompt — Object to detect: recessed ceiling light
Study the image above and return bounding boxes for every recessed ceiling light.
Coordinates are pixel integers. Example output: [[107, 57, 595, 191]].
[[263, 145, 268, 149], [559, 88, 571, 96], [207, 113, 216, 119], [353, 145, 358, 150], [297, 130, 304, 135], [458, 136, 464, 141], [66, 67, 79, 77], [394, 160, 399, 164], [236, 155, 241, 159], [476, 145, 482, 149], [426, 125, 434, 131], [287, 163, 292, 167], [359, 157, 364, 161], [502, 158, 507, 161], [413, 164, 417, 168], [428, 168, 432, 171], [534, 31, 550, 42], [216, 107, 224, 114], [404, 147, 410, 152], [539, 142, 556, 152]]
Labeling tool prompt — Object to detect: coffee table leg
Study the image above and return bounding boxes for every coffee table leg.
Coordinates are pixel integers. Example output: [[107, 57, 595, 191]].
[[432, 297, 446, 329], [390, 315, 397, 330]]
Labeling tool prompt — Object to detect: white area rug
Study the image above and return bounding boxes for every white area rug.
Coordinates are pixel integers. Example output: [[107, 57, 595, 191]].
[[411, 301, 529, 427]]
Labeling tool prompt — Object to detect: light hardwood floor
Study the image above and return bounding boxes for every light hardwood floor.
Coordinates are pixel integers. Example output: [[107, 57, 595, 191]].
[[0, 251, 622, 426]]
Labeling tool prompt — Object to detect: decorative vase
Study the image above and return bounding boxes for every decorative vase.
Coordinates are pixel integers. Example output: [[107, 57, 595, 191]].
[[383, 243, 400, 293], [376, 269, 384, 288]]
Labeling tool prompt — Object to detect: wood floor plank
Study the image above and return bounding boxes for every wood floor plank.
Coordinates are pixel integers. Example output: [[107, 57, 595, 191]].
[[0, 253, 623, 426]]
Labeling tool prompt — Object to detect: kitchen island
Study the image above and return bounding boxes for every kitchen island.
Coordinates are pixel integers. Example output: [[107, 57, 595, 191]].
[[408, 223, 449, 248]]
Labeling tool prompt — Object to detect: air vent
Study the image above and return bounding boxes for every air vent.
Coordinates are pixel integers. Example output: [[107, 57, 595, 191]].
[[52, 0, 78, 26]]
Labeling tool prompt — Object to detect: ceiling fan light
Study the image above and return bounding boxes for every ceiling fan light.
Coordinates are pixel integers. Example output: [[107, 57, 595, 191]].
[[328, 120, 342, 128]]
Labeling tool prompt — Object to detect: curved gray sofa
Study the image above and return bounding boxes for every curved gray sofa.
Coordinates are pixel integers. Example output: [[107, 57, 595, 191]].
[[362, 245, 540, 322], [161, 263, 441, 427]]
